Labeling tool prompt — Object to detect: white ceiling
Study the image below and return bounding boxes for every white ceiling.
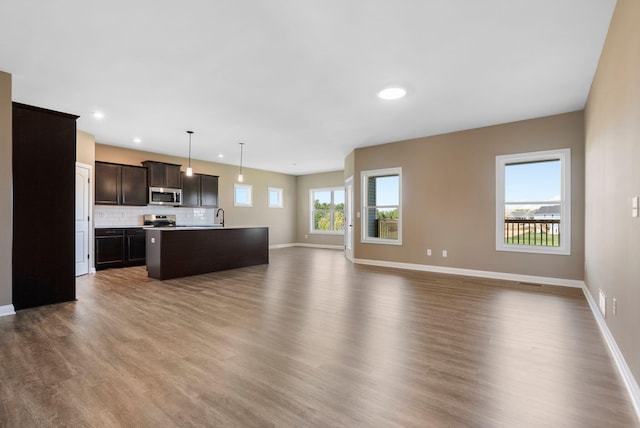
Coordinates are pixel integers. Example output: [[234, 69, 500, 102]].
[[0, 0, 616, 175]]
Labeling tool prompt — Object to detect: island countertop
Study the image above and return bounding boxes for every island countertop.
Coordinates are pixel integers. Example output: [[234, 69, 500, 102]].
[[145, 226, 269, 280]]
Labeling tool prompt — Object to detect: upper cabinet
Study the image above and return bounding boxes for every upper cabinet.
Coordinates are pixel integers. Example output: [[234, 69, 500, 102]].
[[200, 174, 219, 208], [181, 173, 201, 207], [142, 161, 181, 188], [95, 161, 148, 206], [181, 172, 219, 208]]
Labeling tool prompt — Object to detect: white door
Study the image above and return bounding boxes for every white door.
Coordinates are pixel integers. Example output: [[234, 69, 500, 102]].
[[345, 177, 354, 261], [75, 164, 91, 276]]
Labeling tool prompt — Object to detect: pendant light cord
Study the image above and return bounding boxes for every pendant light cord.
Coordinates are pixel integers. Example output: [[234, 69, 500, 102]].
[[187, 130, 193, 169]]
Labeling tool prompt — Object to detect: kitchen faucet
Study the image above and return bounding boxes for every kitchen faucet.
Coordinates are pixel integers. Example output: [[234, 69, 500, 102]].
[[216, 208, 225, 227]]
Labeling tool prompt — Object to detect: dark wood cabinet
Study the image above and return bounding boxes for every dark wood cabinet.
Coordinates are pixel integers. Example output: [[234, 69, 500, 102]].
[[143, 161, 181, 188], [95, 162, 119, 204], [95, 229, 125, 270], [12, 103, 78, 310], [95, 161, 147, 206], [95, 228, 146, 270], [181, 173, 201, 207], [181, 172, 219, 208], [146, 227, 268, 280], [126, 229, 146, 263], [201, 174, 219, 208], [121, 165, 147, 205]]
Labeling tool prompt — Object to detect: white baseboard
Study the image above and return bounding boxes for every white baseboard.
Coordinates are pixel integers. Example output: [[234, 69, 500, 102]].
[[270, 243, 344, 250], [583, 285, 640, 422], [354, 258, 585, 288], [293, 243, 344, 250], [269, 243, 297, 249], [0, 304, 16, 317]]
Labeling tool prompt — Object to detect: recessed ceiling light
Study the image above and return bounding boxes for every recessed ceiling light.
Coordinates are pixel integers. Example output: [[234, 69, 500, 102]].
[[133, 137, 142, 144], [217, 154, 224, 158], [92, 111, 105, 119], [377, 87, 407, 100]]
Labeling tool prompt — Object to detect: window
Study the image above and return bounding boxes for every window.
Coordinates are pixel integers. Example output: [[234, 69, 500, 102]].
[[496, 148, 571, 255], [234, 183, 253, 207], [310, 187, 345, 234], [361, 167, 402, 245], [268, 187, 283, 208]]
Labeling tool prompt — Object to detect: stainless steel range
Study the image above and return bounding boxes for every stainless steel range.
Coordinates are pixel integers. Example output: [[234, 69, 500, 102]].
[[143, 214, 176, 228]]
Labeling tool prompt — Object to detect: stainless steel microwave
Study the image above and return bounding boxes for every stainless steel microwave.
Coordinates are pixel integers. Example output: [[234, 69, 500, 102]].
[[149, 187, 182, 206]]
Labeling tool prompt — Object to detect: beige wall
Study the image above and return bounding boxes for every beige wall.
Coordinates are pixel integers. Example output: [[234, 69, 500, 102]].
[[0, 71, 11, 307], [353, 111, 585, 280], [95, 144, 297, 245], [585, 0, 640, 382], [296, 170, 346, 246], [76, 130, 95, 166], [344, 150, 354, 180]]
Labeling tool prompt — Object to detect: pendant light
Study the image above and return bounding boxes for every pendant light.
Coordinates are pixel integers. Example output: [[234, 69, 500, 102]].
[[238, 142, 245, 183], [186, 130, 194, 177]]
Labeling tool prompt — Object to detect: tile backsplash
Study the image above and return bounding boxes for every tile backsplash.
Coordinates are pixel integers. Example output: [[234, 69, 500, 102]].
[[94, 205, 218, 227]]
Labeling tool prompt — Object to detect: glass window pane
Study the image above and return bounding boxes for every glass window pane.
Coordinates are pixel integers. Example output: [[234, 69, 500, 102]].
[[269, 190, 279, 205], [313, 191, 331, 209], [376, 175, 399, 206], [334, 189, 345, 209], [236, 187, 249, 204], [365, 207, 378, 238], [505, 160, 560, 203], [310, 187, 345, 234], [313, 211, 331, 231], [333, 211, 345, 232]]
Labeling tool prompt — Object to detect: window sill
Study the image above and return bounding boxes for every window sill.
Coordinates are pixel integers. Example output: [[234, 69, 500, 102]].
[[496, 245, 570, 256], [362, 238, 403, 246]]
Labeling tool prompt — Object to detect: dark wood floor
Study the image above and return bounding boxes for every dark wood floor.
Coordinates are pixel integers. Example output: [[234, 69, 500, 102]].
[[0, 247, 637, 427]]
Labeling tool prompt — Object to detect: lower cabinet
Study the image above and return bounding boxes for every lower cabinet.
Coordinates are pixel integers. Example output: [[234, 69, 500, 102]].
[[95, 228, 146, 270], [126, 229, 146, 263]]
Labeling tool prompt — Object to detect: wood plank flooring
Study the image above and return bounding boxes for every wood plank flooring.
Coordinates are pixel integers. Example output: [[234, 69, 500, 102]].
[[0, 247, 637, 427]]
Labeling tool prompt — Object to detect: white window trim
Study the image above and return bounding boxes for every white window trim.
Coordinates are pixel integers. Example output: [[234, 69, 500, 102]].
[[495, 148, 571, 255], [309, 187, 345, 235], [234, 183, 253, 207], [268, 187, 284, 208], [361, 167, 402, 245]]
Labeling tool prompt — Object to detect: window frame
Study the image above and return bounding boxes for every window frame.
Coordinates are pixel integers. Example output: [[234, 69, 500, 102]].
[[495, 148, 571, 255], [268, 187, 284, 208], [309, 187, 345, 235], [361, 167, 402, 245], [234, 183, 253, 207]]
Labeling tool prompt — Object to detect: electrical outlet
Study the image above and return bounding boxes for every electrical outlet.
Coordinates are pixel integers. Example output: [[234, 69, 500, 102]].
[[442, 250, 447, 257], [427, 249, 432, 256], [304, 234, 308, 239], [598, 290, 606, 318], [613, 298, 617, 316]]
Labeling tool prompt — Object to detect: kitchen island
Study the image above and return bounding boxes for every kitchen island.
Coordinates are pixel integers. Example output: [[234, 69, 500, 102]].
[[145, 226, 269, 280]]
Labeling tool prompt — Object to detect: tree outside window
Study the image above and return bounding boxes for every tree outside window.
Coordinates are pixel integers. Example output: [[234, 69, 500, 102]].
[[310, 188, 344, 234]]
